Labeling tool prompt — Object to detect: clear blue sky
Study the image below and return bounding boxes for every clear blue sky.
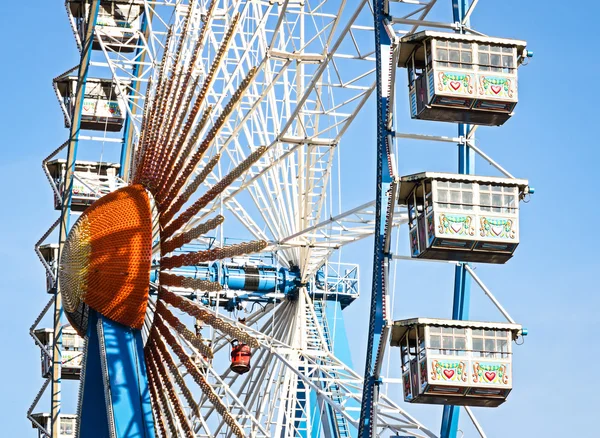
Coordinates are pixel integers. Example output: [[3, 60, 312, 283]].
[[0, 1, 597, 437]]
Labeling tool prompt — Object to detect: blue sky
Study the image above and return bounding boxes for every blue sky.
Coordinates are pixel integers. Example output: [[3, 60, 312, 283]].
[[0, 0, 598, 437]]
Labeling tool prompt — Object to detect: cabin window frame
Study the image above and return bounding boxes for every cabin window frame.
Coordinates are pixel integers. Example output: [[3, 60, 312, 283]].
[[400, 327, 413, 373], [472, 328, 511, 359], [426, 37, 518, 75], [63, 333, 76, 349], [430, 179, 520, 216], [84, 80, 119, 101], [97, 1, 141, 28], [98, 2, 118, 22], [407, 190, 417, 230], [434, 39, 474, 70], [425, 40, 433, 70], [427, 325, 468, 356], [60, 418, 75, 436], [477, 44, 516, 74], [434, 179, 474, 211], [479, 183, 518, 215], [409, 324, 514, 359], [408, 51, 417, 89], [400, 326, 425, 373], [412, 43, 428, 84], [424, 180, 433, 215], [407, 183, 427, 227]]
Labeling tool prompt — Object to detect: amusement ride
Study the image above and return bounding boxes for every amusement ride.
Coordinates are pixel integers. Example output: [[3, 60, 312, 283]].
[[29, 0, 534, 437]]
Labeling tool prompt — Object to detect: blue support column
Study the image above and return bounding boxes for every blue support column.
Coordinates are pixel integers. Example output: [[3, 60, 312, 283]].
[[324, 301, 358, 438], [441, 2, 473, 437], [310, 385, 322, 438], [100, 314, 155, 438], [294, 362, 309, 438], [78, 311, 111, 438], [359, 0, 395, 434], [80, 309, 155, 438]]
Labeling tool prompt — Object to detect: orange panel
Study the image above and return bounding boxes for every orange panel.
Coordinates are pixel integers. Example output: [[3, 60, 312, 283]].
[[61, 184, 153, 329]]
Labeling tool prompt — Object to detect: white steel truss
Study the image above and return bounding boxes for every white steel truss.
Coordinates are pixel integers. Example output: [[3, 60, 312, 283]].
[[155, 290, 438, 437]]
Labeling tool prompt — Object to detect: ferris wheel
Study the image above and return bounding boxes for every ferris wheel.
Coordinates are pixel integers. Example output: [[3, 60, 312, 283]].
[[29, 1, 533, 438]]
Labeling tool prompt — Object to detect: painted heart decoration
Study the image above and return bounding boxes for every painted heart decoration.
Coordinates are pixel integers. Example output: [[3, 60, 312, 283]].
[[451, 223, 463, 233], [443, 369, 455, 379], [449, 81, 461, 91], [491, 225, 504, 236], [484, 371, 496, 382], [491, 85, 502, 94]]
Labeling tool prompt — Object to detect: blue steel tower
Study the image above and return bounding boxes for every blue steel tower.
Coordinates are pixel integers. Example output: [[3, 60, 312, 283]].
[[442, 1, 473, 437], [358, 0, 395, 434]]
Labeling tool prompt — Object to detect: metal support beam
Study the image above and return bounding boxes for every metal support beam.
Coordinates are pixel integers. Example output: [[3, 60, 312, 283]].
[[464, 265, 516, 323], [465, 407, 487, 438], [119, 9, 152, 180], [51, 3, 100, 437], [358, 0, 396, 435], [442, 1, 473, 437], [390, 17, 458, 30]]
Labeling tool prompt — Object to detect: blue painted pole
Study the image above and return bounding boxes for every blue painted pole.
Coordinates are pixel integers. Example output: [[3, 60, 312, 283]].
[[98, 314, 155, 438], [358, 0, 395, 434], [79, 311, 156, 438], [441, 1, 473, 437], [294, 364, 309, 438], [324, 301, 358, 437], [78, 311, 111, 438], [79, 310, 155, 438]]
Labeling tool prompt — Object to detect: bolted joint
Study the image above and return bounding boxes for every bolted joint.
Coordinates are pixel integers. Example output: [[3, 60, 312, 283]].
[[453, 21, 465, 32], [457, 135, 468, 145]]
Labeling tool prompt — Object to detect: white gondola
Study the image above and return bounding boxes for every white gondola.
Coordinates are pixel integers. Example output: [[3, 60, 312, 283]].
[[46, 159, 121, 212], [33, 326, 84, 380], [390, 318, 523, 407], [398, 172, 531, 264], [30, 413, 77, 438], [398, 31, 530, 126], [68, 0, 144, 52], [54, 74, 128, 132]]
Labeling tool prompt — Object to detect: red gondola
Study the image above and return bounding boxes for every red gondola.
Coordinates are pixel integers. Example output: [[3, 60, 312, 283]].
[[230, 340, 252, 374]]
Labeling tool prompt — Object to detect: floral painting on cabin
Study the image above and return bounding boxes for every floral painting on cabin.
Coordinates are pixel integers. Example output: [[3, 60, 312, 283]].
[[438, 213, 474, 237], [478, 76, 514, 99], [437, 72, 474, 95], [473, 362, 509, 385], [479, 217, 515, 239], [82, 99, 97, 115], [104, 101, 122, 117], [431, 359, 467, 382]]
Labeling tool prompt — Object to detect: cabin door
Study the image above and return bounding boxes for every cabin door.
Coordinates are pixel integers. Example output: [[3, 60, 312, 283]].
[[416, 72, 428, 114]]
